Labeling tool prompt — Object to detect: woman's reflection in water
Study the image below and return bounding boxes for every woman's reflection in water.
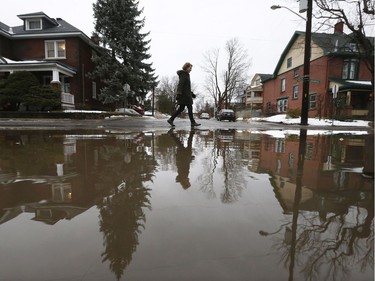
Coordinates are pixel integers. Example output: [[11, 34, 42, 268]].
[[169, 129, 195, 189]]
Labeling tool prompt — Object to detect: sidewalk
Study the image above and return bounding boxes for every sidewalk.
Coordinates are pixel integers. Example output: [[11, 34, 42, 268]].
[[0, 116, 372, 133]]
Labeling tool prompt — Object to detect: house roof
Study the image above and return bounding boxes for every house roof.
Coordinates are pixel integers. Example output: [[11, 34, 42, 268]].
[[0, 56, 76, 76], [272, 30, 374, 78], [258, 73, 273, 82], [0, 11, 104, 55], [0, 21, 9, 32], [4, 19, 82, 37], [0, 12, 92, 43], [329, 77, 373, 92], [17, 11, 58, 26]]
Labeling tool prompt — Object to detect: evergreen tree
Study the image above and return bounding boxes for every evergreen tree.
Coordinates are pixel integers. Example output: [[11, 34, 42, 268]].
[[0, 71, 60, 111], [92, 0, 158, 105]]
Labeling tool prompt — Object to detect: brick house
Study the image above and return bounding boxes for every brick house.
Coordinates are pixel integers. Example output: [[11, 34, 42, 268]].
[[0, 12, 103, 110], [262, 22, 374, 119]]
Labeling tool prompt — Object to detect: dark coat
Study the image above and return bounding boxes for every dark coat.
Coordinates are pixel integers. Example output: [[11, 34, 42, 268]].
[[176, 70, 193, 105]]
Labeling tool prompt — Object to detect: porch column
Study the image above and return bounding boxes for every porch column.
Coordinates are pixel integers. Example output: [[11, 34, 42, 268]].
[[346, 91, 351, 105], [56, 163, 64, 176], [51, 70, 61, 90]]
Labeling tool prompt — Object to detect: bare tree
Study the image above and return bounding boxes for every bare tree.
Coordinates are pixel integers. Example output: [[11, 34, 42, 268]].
[[202, 38, 251, 111], [154, 76, 178, 113], [155, 76, 200, 114], [313, 0, 374, 84]]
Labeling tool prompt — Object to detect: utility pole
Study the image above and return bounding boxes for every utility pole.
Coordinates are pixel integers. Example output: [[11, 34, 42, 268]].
[[300, 0, 312, 125]]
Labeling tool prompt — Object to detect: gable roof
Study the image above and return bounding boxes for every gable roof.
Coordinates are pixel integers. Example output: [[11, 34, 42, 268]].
[[258, 73, 273, 82]]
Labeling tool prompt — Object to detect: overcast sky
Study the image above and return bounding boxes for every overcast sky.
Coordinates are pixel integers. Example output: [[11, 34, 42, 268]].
[[3, 0, 315, 93]]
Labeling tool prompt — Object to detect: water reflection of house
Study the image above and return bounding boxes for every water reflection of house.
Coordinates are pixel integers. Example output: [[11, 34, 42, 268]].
[[235, 131, 261, 172], [32, 204, 87, 225], [0, 136, 88, 225], [0, 172, 88, 225], [258, 134, 372, 214]]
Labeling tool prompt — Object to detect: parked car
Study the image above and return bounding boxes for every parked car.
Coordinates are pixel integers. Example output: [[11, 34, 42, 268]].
[[217, 109, 236, 122], [200, 112, 210, 119], [217, 129, 235, 142], [130, 105, 145, 115]]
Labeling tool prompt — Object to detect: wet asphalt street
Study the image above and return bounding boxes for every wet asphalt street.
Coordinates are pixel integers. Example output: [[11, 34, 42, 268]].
[[0, 116, 372, 132]]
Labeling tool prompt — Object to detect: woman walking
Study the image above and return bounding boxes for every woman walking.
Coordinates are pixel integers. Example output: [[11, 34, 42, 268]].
[[167, 62, 200, 127]]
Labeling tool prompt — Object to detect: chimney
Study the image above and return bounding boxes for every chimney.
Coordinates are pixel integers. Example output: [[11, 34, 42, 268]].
[[334, 21, 344, 34]]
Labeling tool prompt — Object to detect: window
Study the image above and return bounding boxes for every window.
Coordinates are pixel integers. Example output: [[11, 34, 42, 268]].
[[287, 57, 292, 68], [309, 93, 317, 109], [277, 99, 288, 112], [305, 143, 314, 160], [347, 43, 359, 53], [45, 40, 66, 59], [342, 59, 359, 79], [26, 19, 42, 30], [293, 67, 299, 77], [288, 153, 294, 168], [275, 139, 285, 153], [293, 85, 298, 99], [266, 102, 271, 113], [281, 78, 286, 92], [61, 77, 70, 93]]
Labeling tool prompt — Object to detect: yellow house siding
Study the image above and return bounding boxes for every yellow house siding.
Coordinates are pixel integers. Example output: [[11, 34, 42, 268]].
[[278, 35, 325, 75]]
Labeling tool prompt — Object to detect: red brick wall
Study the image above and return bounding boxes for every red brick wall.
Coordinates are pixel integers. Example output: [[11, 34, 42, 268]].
[[262, 54, 372, 118], [4, 36, 100, 109]]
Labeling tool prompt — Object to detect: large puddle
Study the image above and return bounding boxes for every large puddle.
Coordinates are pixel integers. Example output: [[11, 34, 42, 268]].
[[0, 129, 373, 281]]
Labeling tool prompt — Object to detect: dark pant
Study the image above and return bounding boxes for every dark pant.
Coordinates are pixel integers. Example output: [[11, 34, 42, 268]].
[[170, 104, 195, 123]]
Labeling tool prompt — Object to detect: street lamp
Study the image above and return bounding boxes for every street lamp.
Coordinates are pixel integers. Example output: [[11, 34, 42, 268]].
[[270, 5, 306, 21], [271, 0, 312, 125]]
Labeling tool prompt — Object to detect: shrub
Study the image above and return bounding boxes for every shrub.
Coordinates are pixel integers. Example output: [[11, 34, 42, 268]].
[[287, 108, 301, 118]]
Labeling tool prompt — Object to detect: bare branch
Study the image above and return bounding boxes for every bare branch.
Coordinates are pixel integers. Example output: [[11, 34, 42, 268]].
[[201, 38, 251, 109]]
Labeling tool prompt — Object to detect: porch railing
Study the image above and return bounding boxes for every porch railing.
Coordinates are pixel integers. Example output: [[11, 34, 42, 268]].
[[61, 92, 74, 105]]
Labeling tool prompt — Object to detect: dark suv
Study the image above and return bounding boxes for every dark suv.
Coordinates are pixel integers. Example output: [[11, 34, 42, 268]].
[[217, 109, 236, 122]]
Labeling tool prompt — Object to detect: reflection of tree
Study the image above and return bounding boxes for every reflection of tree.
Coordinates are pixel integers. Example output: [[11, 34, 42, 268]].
[[261, 130, 374, 281], [299, 204, 373, 281], [98, 181, 151, 281], [90, 134, 156, 280], [220, 147, 244, 203], [85, 135, 157, 197], [198, 130, 245, 203], [271, 199, 374, 281], [197, 145, 217, 199]]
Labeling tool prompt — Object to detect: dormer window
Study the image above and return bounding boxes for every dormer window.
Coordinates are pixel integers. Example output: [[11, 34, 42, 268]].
[[26, 18, 42, 30], [347, 43, 359, 53]]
